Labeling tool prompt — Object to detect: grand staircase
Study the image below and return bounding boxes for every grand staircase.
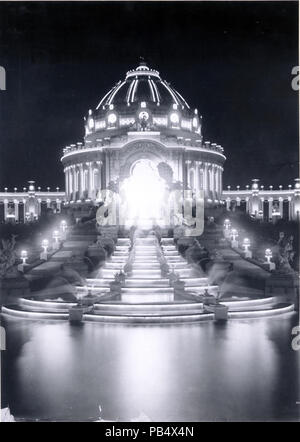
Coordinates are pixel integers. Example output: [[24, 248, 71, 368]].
[[2, 228, 295, 323], [85, 236, 216, 304]]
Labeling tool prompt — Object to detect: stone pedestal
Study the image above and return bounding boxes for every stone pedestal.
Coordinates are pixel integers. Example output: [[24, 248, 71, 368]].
[[40, 251, 48, 261], [69, 305, 93, 323], [17, 263, 29, 273], [53, 241, 60, 250], [173, 280, 185, 295], [263, 261, 276, 271], [110, 281, 122, 296], [244, 250, 252, 259], [214, 304, 229, 321], [231, 240, 239, 248], [224, 229, 231, 239]]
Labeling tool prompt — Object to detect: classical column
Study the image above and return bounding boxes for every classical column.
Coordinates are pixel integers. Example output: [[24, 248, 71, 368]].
[[279, 197, 283, 218], [217, 167, 221, 196], [226, 198, 231, 211], [208, 164, 212, 195], [185, 161, 191, 188], [220, 167, 223, 194], [4, 199, 8, 221], [64, 168, 69, 198], [268, 198, 273, 220], [199, 165, 204, 190], [96, 161, 102, 192], [79, 164, 84, 199], [202, 163, 206, 195], [37, 198, 41, 217], [88, 162, 93, 198], [14, 200, 19, 222], [246, 197, 250, 213], [288, 197, 292, 220], [56, 199, 61, 213], [212, 166, 217, 197], [195, 161, 199, 191]]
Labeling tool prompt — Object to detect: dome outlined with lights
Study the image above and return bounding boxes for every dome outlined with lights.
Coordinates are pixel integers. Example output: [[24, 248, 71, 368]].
[[96, 61, 190, 109]]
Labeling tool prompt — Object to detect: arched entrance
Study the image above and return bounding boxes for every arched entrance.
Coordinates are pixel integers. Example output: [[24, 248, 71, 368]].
[[120, 159, 167, 228]]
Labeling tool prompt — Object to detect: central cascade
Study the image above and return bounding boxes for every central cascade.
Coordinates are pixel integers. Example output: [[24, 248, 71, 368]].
[[120, 159, 166, 228]]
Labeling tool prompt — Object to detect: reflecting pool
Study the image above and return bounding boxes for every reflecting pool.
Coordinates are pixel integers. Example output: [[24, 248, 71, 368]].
[[1, 313, 300, 421]]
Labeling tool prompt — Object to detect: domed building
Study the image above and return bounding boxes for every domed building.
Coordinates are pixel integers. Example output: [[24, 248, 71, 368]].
[[61, 61, 226, 226]]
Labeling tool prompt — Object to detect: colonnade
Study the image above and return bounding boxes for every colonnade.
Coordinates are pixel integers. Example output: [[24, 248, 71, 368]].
[[185, 160, 223, 199], [64, 161, 103, 201]]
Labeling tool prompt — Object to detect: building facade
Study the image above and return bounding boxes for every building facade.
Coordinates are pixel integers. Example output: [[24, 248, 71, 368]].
[[0, 182, 64, 223], [61, 62, 226, 211]]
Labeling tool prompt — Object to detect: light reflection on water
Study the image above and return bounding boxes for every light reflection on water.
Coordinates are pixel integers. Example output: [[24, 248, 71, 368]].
[[1, 314, 300, 421]]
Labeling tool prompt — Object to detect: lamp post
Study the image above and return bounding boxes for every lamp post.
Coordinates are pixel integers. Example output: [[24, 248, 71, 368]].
[[18, 250, 28, 272], [231, 228, 239, 248], [40, 239, 49, 261], [53, 230, 60, 250], [223, 219, 231, 239], [264, 248, 275, 270], [242, 238, 252, 259]]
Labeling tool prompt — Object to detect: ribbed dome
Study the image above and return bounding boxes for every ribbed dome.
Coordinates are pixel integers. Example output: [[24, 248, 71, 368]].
[[96, 62, 190, 109]]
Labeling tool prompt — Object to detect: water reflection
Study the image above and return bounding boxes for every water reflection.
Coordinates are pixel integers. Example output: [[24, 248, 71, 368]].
[[1, 314, 300, 421]]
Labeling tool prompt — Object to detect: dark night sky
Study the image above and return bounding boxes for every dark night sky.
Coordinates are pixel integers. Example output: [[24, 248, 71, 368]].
[[0, 1, 298, 190]]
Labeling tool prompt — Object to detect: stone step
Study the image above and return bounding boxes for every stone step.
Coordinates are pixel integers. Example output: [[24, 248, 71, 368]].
[[132, 270, 162, 278], [117, 239, 130, 245], [124, 279, 170, 288], [132, 262, 161, 269], [122, 287, 174, 294], [134, 256, 159, 262], [105, 262, 127, 269]]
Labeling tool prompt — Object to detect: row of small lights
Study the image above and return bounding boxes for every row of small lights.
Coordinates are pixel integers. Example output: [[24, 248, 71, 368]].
[[223, 219, 273, 262], [20, 220, 68, 264], [227, 185, 294, 190], [2, 187, 61, 192]]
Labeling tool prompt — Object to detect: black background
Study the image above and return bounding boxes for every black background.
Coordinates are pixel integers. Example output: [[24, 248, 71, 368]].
[[0, 1, 298, 190]]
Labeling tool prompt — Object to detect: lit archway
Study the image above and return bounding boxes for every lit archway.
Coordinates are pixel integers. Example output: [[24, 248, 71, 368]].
[[120, 159, 167, 228]]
